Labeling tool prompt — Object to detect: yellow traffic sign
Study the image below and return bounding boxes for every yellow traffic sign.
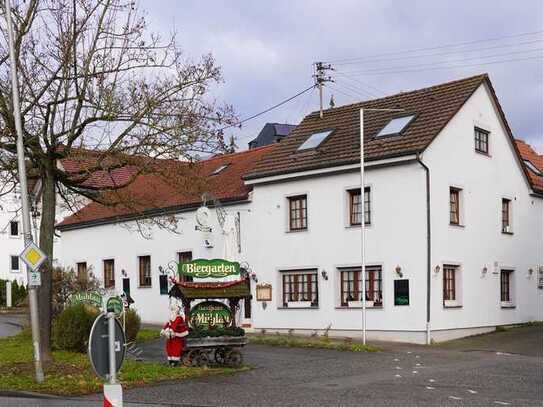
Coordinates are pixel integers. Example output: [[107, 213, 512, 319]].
[[20, 242, 47, 272]]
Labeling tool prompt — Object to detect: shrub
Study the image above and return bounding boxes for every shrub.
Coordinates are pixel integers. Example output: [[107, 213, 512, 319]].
[[52, 304, 99, 352], [124, 309, 141, 343], [52, 266, 100, 318]]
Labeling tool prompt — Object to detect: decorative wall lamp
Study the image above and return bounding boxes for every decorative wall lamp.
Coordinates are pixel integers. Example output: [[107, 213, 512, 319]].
[[528, 268, 534, 278], [121, 269, 127, 278], [395, 265, 403, 278], [481, 266, 488, 277], [250, 272, 258, 283], [321, 270, 329, 281], [434, 265, 441, 274]]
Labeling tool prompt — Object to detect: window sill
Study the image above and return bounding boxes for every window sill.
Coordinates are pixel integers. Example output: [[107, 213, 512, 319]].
[[335, 305, 383, 310], [500, 302, 515, 309], [278, 306, 319, 310], [345, 224, 372, 229], [501, 231, 514, 235], [138, 285, 152, 289], [8, 235, 20, 239], [449, 223, 465, 228], [286, 228, 308, 233], [443, 304, 462, 309], [475, 150, 491, 158]]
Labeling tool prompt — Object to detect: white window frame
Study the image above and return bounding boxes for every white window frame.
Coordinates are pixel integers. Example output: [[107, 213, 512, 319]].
[[9, 220, 20, 238], [137, 254, 152, 288], [501, 196, 514, 234], [285, 192, 309, 233], [278, 268, 319, 308], [449, 185, 465, 227], [442, 262, 462, 308], [10, 255, 20, 272]]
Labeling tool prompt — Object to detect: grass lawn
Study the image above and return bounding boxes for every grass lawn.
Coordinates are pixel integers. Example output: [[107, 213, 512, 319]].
[[0, 330, 245, 396], [136, 328, 161, 344], [248, 333, 380, 352]]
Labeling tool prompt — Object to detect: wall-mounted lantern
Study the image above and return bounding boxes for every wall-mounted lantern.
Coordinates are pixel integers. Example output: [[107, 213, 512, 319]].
[[395, 265, 403, 278], [481, 266, 488, 277], [434, 265, 440, 274], [321, 270, 329, 281]]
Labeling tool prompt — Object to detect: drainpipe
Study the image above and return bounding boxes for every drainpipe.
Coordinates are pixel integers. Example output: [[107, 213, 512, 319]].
[[416, 154, 432, 345]]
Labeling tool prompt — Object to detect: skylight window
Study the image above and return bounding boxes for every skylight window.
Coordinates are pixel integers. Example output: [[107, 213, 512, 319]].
[[211, 164, 229, 176], [376, 115, 416, 138], [524, 160, 542, 176], [297, 130, 333, 151]]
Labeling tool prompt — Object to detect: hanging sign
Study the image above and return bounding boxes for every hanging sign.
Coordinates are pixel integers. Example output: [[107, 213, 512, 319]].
[[190, 301, 231, 328], [106, 297, 124, 317], [256, 283, 272, 301], [67, 291, 104, 309], [179, 259, 240, 279]]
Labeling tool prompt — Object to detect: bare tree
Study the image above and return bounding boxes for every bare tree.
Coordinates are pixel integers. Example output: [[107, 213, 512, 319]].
[[0, 0, 236, 360]]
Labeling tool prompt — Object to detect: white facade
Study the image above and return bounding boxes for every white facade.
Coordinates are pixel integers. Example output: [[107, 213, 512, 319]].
[[59, 203, 252, 324], [57, 82, 543, 343]]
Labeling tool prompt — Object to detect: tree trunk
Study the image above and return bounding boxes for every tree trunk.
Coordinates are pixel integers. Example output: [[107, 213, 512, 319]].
[[37, 165, 56, 362]]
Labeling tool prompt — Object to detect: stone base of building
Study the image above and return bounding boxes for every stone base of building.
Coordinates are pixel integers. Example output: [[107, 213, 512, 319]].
[[248, 325, 498, 344]]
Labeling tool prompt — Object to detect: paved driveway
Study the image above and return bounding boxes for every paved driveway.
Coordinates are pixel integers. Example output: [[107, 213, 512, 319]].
[[0, 313, 25, 337], [2, 326, 543, 406]]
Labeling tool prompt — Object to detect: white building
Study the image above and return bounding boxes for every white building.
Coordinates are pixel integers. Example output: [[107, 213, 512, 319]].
[[57, 74, 543, 343]]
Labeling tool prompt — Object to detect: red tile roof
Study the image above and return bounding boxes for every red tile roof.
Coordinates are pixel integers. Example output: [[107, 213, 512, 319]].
[[57, 145, 275, 229], [515, 139, 543, 192]]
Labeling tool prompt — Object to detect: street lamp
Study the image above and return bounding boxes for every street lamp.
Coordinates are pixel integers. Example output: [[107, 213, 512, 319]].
[[359, 107, 403, 345]]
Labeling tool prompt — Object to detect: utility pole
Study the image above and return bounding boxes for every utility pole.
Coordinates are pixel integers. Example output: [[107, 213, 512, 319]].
[[4, 0, 45, 383], [313, 62, 334, 119]]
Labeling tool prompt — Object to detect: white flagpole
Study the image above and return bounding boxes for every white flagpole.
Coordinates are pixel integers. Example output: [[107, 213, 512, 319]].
[[360, 108, 366, 345]]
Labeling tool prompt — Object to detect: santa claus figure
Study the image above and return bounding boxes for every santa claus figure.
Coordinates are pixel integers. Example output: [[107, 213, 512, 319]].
[[160, 302, 189, 366]]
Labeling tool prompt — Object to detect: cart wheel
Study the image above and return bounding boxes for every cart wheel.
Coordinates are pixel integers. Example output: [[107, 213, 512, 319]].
[[183, 350, 197, 367], [195, 351, 209, 368], [225, 349, 243, 368], [214, 347, 227, 365]]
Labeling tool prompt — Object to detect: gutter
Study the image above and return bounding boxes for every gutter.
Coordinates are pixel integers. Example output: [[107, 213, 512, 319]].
[[416, 154, 432, 345]]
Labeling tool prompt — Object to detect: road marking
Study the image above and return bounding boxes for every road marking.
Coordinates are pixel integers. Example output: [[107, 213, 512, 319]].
[[493, 402, 511, 406], [395, 374, 402, 378], [449, 396, 463, 400], [395, 366, 402, 370], [426, 386, 435, 390], [412, 370, 418, 374], [467, 389, 478, 394], [415, 363, 422, 366], [407, 351, 412, 354], [428, 379, 436, 383], [393, 358, 400, 362], [496, 352, 513, 356], [415, 355, 420, 358]]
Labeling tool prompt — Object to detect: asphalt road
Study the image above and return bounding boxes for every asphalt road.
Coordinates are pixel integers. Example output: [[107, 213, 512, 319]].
[[0, 313, 24, 337], [2, 327, 543, 406]]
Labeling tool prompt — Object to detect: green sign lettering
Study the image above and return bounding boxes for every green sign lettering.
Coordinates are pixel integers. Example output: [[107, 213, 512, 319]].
[[190, 301, 231, 328], [106, 296, 124, 316], [67, 291, 103, 309], [179, 259, 240, 279]]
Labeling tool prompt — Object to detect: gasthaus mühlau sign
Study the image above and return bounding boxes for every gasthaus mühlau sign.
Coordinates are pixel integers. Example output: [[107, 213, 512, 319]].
[[178, 259, 240, 279]]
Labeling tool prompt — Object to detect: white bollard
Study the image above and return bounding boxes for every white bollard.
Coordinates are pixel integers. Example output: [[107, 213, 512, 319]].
[[6, 281, 12, 308], [103, 383, 123, 407]]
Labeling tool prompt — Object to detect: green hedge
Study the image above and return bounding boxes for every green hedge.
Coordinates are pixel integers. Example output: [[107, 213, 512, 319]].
[[0, 279, 27, 307], [52, 304, 99, 352]]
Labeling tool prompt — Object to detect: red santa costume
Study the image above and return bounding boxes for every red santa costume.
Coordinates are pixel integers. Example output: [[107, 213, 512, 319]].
[[161, 304, 189, 366]]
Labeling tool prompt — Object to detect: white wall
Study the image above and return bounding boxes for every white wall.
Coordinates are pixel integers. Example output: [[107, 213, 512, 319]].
[[246, 163, 429, 338], [59, 203, 250, 324], [424, 83, 543, 331]]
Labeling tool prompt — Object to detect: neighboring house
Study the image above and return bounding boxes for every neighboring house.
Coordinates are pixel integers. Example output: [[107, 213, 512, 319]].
[[56, 146, 274, 323], [243, 74, 543, 343], [248, 123, 296, 149], [56, 74, 543, 344]]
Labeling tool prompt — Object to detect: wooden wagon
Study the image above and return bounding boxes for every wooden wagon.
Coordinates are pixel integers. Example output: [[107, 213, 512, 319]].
[[169, 277, 251, 367]]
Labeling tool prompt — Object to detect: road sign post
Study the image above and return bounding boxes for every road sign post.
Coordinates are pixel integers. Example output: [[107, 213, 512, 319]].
[[88, 313, 125, 407]]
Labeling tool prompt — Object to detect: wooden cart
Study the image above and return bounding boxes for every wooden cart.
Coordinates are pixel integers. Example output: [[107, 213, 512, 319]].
[[169, 277, 251, 368]]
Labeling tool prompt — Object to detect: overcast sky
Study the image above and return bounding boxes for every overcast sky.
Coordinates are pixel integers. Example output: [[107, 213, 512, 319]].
[[146, 1, 543, 151]]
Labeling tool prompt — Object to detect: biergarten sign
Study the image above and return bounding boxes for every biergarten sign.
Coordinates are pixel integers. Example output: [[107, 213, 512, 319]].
[[179, 259, 240, 279], [190, 301, 231, 328]]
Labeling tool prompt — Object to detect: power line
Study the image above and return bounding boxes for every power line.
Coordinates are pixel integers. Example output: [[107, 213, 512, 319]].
[[339, 46, 543, 75], [332, 37, 543, 66], [324, 28, 543, 64], [341, 53, 543, 76], [335, 73, 387, 96], [220, 84, 316, 132]]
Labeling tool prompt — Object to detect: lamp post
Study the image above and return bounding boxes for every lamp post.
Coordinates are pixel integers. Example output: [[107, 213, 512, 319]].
[[4, 0, 44, 383], [359, 107, 403, 345]]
